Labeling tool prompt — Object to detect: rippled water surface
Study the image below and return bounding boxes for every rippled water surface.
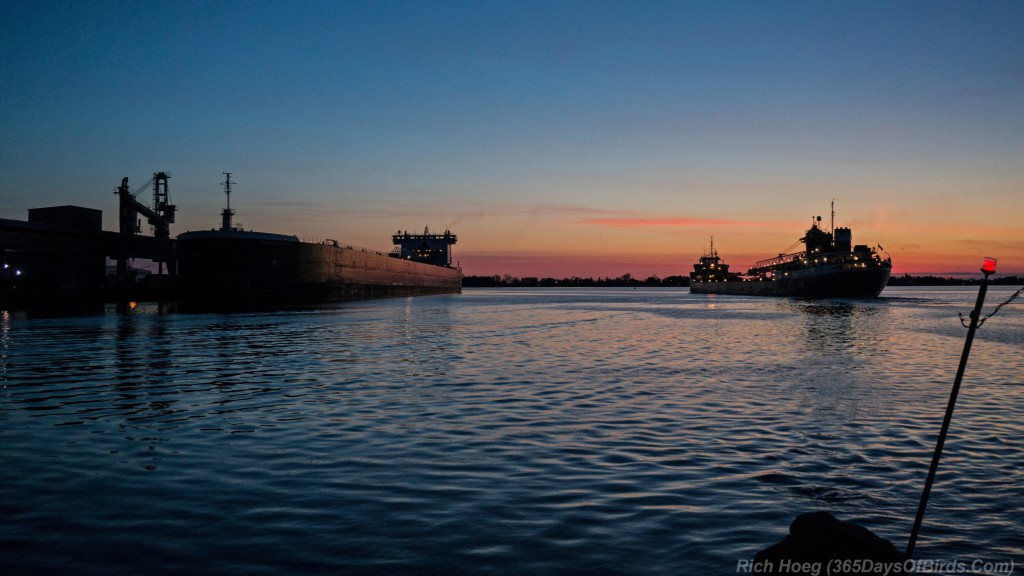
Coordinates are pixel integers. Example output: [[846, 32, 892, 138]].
[[2, 287, 1022, 574]]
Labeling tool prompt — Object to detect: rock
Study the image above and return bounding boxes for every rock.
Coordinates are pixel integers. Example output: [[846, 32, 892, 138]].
[[753, 511, 906, 575]]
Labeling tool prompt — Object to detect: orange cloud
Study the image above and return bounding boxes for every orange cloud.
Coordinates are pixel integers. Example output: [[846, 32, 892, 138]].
[[582, 216, 801, 229]]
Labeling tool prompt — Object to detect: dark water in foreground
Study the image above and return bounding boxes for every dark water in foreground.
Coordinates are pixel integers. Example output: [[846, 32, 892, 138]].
[[2, 287, 1022, 575]]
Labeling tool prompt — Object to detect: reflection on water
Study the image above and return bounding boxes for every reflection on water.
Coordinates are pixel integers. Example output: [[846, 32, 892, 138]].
[[1, 310, 10, 384], [0, 288, 1021, 574], [788, 298, 889, 347]]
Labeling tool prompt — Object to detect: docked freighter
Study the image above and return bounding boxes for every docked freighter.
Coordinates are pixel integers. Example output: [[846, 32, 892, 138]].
[[689, 208, 891, 297], [176, 175, 462, 310]]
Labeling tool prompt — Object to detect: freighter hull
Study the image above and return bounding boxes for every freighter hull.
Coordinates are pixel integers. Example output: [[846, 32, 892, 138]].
[[176, 231, 462, 311], [690, 265, 890, 298]]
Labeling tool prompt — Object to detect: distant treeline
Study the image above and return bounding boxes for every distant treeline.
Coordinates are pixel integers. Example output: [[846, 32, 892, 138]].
[[886, 274, 1023, 286], [463, 274, 688, 287], [463, 273, 1024, 288]]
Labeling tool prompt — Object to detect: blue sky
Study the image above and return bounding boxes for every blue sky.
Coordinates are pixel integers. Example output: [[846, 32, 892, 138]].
[[2, 1, 1022, 276]]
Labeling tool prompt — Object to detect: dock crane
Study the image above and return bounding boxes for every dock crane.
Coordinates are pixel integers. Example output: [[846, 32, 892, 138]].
[[114, 172, 177, 279]]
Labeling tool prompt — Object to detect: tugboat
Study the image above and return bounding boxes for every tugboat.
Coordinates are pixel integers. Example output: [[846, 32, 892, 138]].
[[689, 205, 891, 297]]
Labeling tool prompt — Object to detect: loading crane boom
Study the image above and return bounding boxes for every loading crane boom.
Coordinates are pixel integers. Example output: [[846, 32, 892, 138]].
[[114, 172, 177, 278]]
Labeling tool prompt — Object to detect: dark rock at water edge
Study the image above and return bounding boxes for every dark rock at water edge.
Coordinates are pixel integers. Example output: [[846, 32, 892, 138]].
[[754, 511, 906, 575]]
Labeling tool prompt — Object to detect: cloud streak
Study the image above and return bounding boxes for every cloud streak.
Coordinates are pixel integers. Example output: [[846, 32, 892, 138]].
[[254, 199, 623, 221], [581, 216, 795, 229]]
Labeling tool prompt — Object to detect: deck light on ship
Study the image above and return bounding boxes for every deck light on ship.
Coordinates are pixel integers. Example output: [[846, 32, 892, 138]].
[[982, 257, 997, 274]]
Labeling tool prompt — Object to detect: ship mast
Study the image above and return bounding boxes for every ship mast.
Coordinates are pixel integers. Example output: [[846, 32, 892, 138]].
[[830, 199, 835, 247], [221, 172, 235, 231]]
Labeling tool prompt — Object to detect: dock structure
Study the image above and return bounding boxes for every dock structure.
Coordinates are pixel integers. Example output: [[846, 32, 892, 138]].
[[114, 172, 177, 277], [0, 174, 176, 305]]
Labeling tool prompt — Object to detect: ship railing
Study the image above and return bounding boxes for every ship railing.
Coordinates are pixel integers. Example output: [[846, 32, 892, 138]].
[[300, 237, 391, 257], [747, 251, 803, 275]]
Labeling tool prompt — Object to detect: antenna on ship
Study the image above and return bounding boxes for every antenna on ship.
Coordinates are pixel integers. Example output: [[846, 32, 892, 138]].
[[831, 199, 835, 247], [221, 172, 235, 231]]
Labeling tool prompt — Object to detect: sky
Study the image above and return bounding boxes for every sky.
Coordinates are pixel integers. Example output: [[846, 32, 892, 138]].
[[2, 0, 1022, 278]]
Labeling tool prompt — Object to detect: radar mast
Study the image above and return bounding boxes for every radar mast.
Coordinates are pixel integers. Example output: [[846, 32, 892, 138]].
[[221, 172, 235, 231]]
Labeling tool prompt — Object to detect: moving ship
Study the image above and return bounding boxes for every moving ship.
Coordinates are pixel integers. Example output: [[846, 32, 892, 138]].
[[689, 207, 891, 297], [176, 175, 462, 310]]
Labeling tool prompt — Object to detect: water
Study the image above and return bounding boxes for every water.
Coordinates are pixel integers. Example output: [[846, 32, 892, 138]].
[[2, 287, 1022, 574]]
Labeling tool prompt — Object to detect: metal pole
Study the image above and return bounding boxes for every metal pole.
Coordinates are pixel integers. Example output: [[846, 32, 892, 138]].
[[906, 265, 993, 558]]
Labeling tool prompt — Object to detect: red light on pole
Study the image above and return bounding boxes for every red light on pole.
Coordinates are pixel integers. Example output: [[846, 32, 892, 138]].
[[981, 257, 997, 274]]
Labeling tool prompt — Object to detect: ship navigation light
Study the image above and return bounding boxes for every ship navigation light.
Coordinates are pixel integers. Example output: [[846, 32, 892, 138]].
[[982, 257, 997, 274]]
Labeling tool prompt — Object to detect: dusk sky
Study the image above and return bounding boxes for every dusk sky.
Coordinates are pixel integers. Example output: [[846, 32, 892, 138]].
[[2, 1, 1022, 278]]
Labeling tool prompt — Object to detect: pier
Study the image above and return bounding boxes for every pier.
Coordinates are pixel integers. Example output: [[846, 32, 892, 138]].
[[0, 174, 176, 306]]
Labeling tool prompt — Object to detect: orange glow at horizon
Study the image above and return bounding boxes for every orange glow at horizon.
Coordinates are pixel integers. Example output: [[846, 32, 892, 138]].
[[262, 199, 1023, 281], [579, 216, 802, 230], [459, 250, 1023, 280], [458, 219, 1024, 279]]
